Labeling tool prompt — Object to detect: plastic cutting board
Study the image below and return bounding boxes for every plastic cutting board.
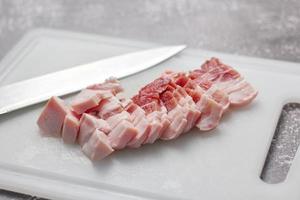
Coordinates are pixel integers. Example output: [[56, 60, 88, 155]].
[[0, 29, 299, 200]]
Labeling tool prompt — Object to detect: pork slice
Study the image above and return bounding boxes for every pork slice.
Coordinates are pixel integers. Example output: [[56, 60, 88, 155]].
[[175, 91, 201, 133], [87, 77, 123, 95], [199, 58, 257, 106], [144, 119, 163, 144], [129, 106, 146, 125], [37, 96, 69, 137], [216, 77, 257, 107], [160, 90, 189, 139], [195, 95, 223, 131], [183, 95, 202, 130], [181, 81, 223, 131], [120, 105, 151, 148], [177, 100, 196, 133], [228, 83, 258, 106], [169, 85, 200, 134], [125, 101, 139, 113], [163, 72, 206, 132], [62, 113, 80, 144], [216, 77, 244, 91], [160, 113, 171, 134], [71, 89, 112, 115], [188, 73, 230, 110], [108, 120, 137, 150], [82, 129, 114, 160], [183, 104, 201, 133], [144, 106, 171, 144], [127, 117, 151, 148], [204, 85, 230, 110], [106, 111, 131, 129], [78, 113, 111, 146], [160, 114, 187, 140], [128, 99, 170, 145], [160, 106, 187, 140], [142, 110, 164, 144], [141, 101, 161, 114], [97, 97, 123, 119]]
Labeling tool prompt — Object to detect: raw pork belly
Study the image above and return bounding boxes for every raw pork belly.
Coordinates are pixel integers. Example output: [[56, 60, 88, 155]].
[[62, 113, 80, 144], [37, 96, 70, 137], [82, 129, 114, 160], [37, 58, 258, 161], [189, 58, 258, 106]]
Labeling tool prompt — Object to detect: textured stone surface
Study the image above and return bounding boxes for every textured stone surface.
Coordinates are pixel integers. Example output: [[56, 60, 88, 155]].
[[261, 103, 300, 184], [1, 0, 300, 62], [0, 0, 300, 199]]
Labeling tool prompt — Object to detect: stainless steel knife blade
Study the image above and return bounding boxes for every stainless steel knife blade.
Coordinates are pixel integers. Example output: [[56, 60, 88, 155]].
[[0, 45, 186, 115]]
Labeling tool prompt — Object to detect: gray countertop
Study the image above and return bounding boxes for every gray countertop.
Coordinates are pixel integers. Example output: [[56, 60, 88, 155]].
[[0, 0, 300, 199]]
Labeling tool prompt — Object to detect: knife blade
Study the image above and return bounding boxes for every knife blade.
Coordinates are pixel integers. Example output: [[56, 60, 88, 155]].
[[0, 45, 186, 115]]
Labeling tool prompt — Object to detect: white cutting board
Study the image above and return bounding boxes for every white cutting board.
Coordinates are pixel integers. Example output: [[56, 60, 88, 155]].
[[0, 29, 299, 200]]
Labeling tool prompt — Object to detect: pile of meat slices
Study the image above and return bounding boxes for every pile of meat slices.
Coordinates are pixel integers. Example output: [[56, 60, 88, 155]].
[[37, 58, 258, 161]]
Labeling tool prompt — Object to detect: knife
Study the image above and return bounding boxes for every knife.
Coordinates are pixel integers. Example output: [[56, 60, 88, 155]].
[[0, 45, 186, 115]]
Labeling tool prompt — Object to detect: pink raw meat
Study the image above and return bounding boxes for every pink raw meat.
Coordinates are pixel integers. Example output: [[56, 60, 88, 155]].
[[82, 129, 114, 160], [78, 113, 111, 146], [160, 106, 188, 140], [227, 83, 258, 106], [144, 119, 163, 144], [195, 95, 223, 131], [71, 89, 111, 114], [175, 75, 224, 131], [62, 113, 80, 144], [197, 57, 258, 106], [87, 77, 123, 95], [129, 106, 145, 124], [127, 116, 151, 148], [142, 110, 162, 144], [97, 97, 123, 119], [37, 96, 69, 137], [172, 72, 230, 110], [108, 120, 137, 150], [106, 111, 131, 129], [37, 57, 258, 161]]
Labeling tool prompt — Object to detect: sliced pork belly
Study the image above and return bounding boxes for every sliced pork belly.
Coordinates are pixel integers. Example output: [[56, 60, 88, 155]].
[[71, 89, 113, 115], [171, 85, 201, 132], [132, 76, 193, 140], [131, 78, 175, 140], [87, 77, 123, 95], [127, 116, 151, 148], [163, 72, 223, 132], [62, 113, 80, 144], [82, 129, 114, 160], [224, 80, 257, 106], [108, 120, 137, 150], [176, 70, 230, 110], [106, 111, 131, 129], [195, 94, 223, 130], [191, 57, 258, 106], [126, 100, 169, 145], [37, 96, 70, 137], [159, 90, 189, 140], [95, 96, 139, 149], [160, 105, 188, 140], [78, 113, 111, 146], [126, 106, 151, 148], [142, 107, 171, 144], [171, 73, 223, 131], [97, 96, 124, 119], [143, 108, 168, 144], [144, 119, 163, 144], [37, 58, 258, 161]]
